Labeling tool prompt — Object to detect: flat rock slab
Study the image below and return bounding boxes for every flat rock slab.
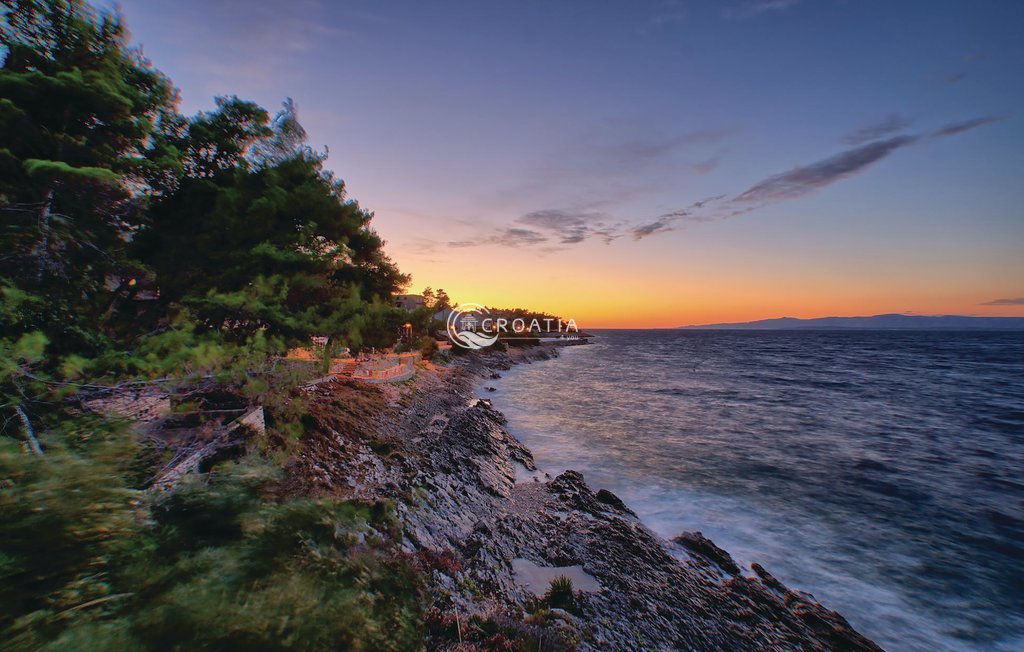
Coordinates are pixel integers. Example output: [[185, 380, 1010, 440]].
[[512, 558, 601, 595]]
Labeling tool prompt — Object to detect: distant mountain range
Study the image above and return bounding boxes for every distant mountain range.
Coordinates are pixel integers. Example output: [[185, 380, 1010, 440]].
[[679, 314, 1024, 330]]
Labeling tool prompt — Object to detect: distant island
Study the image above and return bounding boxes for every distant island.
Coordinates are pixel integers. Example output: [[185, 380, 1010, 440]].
[[680, 314, 1024, 330]]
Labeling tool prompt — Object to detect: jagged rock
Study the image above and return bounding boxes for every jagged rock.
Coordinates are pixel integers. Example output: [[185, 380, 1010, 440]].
[[752, 562, 789, 593], [673, 530, 742, 575], [595, 488, 636, 516]]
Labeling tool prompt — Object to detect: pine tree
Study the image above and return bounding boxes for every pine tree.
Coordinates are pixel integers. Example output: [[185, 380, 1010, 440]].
[[133, 99, 408, 349], [0, 0, 175, 354]]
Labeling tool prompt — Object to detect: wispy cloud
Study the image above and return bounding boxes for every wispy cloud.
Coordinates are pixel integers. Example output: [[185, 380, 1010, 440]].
[[630, 114, 999, 240], [942, 51, 985, 85], [631, 218, 676, 240], [723, 0, 801, 19], [982, 297, 1024, 306], [929, 115, 1002, 139], [735, 115, 1002, 204], [734, 136, 918, 202], [481, 122, 734, 220], [842, 114, 914, 146], [517, 209, 620, 244], [449, 228, 548, 249], [631, 195, 725, 240], [576, 128, 733, 167], [690, 157, 720, 175], [447, 114, 1000, 248], [448, 208, 623, 249]]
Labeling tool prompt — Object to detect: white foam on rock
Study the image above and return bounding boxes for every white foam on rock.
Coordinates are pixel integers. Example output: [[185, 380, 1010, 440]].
[[512, 461, 545, 484]]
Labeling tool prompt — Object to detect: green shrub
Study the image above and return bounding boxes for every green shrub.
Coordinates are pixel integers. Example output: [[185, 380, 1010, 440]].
[[129, 502, 423, 650], [1, 451, 425, 651], [418, 337, 439, 359], [545, 576, 576, 611], [0, 417, 142, 636]]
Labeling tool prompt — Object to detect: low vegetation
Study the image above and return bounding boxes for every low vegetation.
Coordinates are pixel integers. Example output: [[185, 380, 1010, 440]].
[[0, 1, 423, 648], [1, 450, 424, 651]]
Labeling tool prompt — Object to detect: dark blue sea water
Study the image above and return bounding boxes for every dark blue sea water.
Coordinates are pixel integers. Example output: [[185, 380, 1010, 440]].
[[488, 330, 1024, 651]]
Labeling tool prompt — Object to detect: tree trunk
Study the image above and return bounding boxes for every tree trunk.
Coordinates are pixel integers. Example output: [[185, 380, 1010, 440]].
[[35, 187, 55, 281]]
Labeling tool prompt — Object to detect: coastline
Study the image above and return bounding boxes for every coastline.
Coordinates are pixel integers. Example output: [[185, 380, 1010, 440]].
[[296, 343, 882, 650]]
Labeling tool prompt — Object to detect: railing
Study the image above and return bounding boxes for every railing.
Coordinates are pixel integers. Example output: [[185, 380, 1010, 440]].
[[351, 354, 419, 383]]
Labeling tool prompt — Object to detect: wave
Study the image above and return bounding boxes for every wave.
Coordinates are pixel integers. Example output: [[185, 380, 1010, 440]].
[[489, 329, 1024, 651]]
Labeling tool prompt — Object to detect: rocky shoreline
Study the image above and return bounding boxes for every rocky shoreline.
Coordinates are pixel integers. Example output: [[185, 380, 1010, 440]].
[[296, 344, 882, 650]]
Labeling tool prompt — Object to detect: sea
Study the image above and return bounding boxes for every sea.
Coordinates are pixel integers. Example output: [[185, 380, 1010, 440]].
[[487, 330, 1024, 651]]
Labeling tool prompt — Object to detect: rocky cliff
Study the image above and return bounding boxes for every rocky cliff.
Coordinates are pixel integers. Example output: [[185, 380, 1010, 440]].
[[293, 346, 882, 651]]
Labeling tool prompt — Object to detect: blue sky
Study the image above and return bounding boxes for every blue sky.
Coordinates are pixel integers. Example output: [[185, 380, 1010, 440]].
[[109, 0, 1024, 326]]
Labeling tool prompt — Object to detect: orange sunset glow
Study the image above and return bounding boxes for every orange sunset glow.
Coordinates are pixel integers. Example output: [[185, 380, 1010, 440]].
[[391, 224, 1023, 328]]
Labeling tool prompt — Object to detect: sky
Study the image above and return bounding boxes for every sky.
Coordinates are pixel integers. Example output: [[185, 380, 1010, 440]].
[[108, 0, 1023, 327]]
